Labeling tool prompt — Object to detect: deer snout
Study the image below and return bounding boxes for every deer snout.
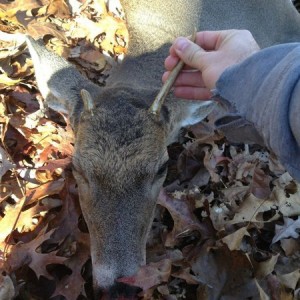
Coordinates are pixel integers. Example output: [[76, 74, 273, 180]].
[[91, 254, 144, 297]]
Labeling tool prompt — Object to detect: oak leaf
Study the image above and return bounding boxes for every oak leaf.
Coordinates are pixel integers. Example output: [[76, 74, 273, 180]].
[[44, 0, 71, 19], [250, 166, 272, 200], [157, 189, 212, 247], [5, 228, 66, 278], [191, 243, 260, 299], [52, 232, 90, 299], [117, 259, 172, 291], [221, 227, 250, 251]]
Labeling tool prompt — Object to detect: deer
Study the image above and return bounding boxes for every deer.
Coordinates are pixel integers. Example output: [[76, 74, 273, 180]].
[[26, 0, 300, 298]]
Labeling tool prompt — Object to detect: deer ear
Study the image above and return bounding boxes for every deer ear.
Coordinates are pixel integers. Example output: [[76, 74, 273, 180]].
[[81, 89, 96, 115], [179, 100, 215, 127], [26, 37, 100, 120], [166, 100, 216, 145]]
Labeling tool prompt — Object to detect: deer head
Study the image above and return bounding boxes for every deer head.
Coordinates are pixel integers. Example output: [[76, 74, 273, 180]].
[[26, 36, 215, 297]]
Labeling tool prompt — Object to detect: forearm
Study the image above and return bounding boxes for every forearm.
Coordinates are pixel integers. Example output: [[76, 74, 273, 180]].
[[215, 43, 300, 180]]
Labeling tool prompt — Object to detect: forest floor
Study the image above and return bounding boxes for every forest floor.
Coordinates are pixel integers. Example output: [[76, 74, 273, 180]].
[[0, 0, 300, 299]]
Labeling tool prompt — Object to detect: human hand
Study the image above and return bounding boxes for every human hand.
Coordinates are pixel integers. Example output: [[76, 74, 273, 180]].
[[163, 30, 260, 100]]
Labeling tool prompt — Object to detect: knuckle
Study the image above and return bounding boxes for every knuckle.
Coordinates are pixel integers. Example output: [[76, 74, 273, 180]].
[[187, 46, 202, 64]]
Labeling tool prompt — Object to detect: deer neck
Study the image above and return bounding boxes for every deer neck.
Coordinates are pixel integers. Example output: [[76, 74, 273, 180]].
[[107, 47, 169, 90]]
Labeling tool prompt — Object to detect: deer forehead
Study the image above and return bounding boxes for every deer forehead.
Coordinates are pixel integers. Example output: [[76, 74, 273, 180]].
[[73, 140, 168, 175], [73, 119, 168, 179], [76, 102, 167, 146]]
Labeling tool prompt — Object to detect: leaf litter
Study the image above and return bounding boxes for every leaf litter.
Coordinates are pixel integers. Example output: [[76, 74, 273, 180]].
[[0, 0, 299, 299]]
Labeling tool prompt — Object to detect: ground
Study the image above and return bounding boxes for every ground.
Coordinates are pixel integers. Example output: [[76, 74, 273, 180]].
[[0, 0, 300, 299]]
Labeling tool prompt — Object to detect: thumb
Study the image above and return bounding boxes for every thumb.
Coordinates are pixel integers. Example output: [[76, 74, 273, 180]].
[[173, 37, 207, 71]]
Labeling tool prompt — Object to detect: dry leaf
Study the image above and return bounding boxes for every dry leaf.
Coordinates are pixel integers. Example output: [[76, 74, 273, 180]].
[[280, 238, 300, 256], [27, 21, 67, 41], [272, 217, 300, 244], [0, 273, 14, 300], [255, 279, 270, 300], [277, 270, 300, 290], [1, 0, 300, 299], [171, 267, 199, 285], [157, 189, 211, 247], [0, 146, 15, 179], [117, 259, 172, 291], [191, 243, 260, 299], [52, 232, 90, 299], [25, 179, 65, 206], [250, 166, 272, 200], [0, 195, 62, 248], [254, 255, 279, 279], [221, 227, 250, 251], [6, 228, 66, 278], [0, 73, 21, 87], [45, 0, 71, 19]]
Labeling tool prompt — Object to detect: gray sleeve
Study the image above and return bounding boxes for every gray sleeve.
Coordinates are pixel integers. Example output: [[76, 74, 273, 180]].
[[214, 43, 300, 181]]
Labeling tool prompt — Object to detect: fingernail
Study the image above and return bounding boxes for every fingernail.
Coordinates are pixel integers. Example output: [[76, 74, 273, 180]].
[[175, 37, 189, 52]]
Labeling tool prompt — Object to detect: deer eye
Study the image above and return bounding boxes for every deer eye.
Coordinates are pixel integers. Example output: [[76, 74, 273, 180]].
[[157, 160, 169, 176]]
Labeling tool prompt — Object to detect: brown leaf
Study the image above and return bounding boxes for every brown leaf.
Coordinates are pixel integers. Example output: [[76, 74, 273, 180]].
[[37, 157, 72, 173], [0, 8, 24, 28], [265, 274, 284, 300], [221, 227, 250, 251], [250, 166, 272, 199], [117, 259, 172, 291], [191, 243, 260, 299], [5, 228, 66, 278], [157, 189, 212, 247], [0, 202, 40, 245], [254, 254, 279, 279], [0, 0, 47, 12], [52, 232, 90, 299], [277, 270, 300, 290], [176, 143, 210, 188], [280, 238, 300, 256], [80, 48, 107, 71], [73, 15, 127, 55], [25, 179, 65, 206], [26, 21, 67, 40], [44, 173, 89, 299], [48, 174, 81, 241], [44, 0, 71, 19], [171, 267, 199, 285], [255, 280, 270, 300], [0, 73, 21, 87]]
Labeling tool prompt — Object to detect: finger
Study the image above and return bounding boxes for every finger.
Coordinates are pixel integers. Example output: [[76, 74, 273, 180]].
[[169, 30, 223, 56], [164, 55, 179, 71], [162, 71, 170, 83], [173, 86, 212, 100], [166, 31, 222, 71], [172, 37, 210, 71], [164, 55, 198, 72], [163, 71, 205, 87], [194, 31, 227, 50]]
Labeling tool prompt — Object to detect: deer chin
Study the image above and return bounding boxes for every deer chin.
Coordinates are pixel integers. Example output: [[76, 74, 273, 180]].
[[93, 265, 142, 300], [99, 282, 141, 300], [93, 264, 117, 289]]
